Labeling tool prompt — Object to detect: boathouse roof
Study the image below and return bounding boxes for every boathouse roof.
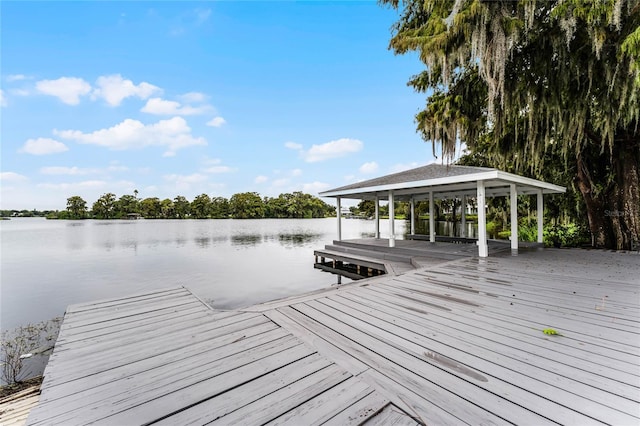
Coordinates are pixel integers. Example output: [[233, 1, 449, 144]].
[[320, 163, 565, 200]]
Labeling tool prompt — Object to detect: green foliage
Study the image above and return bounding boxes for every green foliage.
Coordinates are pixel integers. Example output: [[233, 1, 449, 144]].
[[47, 192, 333, 220], [191, 194, 212, 219], [173, 196, 191, 219], [263, 192, 334, 219], [486, 221, 498, 237], [115, 194, 139, 217], [45, 210, 69, 220], [210, 197, 230, 219], [160, 198, 175, 218], [544, 223, 589, 248], [229, 192, 265, 219], [140, 197, 162, 219], [1, 318, 62, 385], [356, 200, 376, 218], [92, 193, 116, 219], [383, 0, 640, 250], [497, 230, 511, 240], [66, 196, 87, 219], [518, 224, 538, 243]]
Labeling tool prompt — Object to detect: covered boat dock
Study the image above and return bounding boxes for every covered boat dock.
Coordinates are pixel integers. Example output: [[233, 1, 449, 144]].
[[319, 164, 566, 257]]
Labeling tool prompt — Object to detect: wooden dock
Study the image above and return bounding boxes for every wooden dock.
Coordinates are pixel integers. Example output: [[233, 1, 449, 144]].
[[314, 238, 511, 279], [27, 243, 640, 425], [26, 287, 416, 425]]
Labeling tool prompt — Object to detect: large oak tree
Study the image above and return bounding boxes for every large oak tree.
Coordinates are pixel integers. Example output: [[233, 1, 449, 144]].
[[383, 0, 639, 249]]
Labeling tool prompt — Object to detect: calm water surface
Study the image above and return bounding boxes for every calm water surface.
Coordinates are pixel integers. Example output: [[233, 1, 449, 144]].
[[1, 217, 406, 330]]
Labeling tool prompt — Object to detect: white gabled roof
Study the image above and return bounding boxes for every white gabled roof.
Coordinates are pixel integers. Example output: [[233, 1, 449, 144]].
[[319, 164, 565, 200]]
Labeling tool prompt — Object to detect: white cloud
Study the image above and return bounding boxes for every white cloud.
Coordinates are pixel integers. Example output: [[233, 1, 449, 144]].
[[0, 89, 6, 107], [359, 161, 378, 174], [202, 157, 222, 166], [7, 74, 29, 82], [254, 175, 268, 184], [389, 162, 422, 173], [164, 173, 207, 184], [37, 180, 107, 190], [202, 165, 235, 173], [107, 163, 129, 172], [92, 74, 161, 106], [206, 116, 226, 127], [35, 77, 91, 105], [19, 138, 69, 155], [303, 138, 363, 163], [302, 181, 331, 194], [39, 164, 129, 176], [9, 88, 30, 96], [141, 97, 212, 115], [163, 173, 208, 191], [40, 166, 92, 175], [291, 169, 302, 177], [180, 92, 208, 103], [0, 172, 28, 182], [272, 178, 290, 187], [284, 141, 303, 150], [54, 116, 206, 157]]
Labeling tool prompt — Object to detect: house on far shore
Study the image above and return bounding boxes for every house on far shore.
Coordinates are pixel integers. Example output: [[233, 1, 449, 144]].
[[126, 213, 141, 220]]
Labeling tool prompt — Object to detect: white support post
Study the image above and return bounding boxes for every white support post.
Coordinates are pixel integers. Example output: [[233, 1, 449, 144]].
[[429, 192, 435, 243], [410, 197, 415, 236], [461, 195, 467, 238], [388, 191, 395, 247], [537, 190, 544, 243], [336, 197, 342, 241], [374, 196, 380, 239], [477, 181, 488, 257], [510, 184, 519, 251]]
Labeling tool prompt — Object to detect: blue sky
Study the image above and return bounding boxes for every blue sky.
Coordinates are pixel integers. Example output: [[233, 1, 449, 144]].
[[1, 1, 442, 210]]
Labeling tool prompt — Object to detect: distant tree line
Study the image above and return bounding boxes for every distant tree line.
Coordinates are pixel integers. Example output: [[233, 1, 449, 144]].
[[0, 209, 53, 218], [49, 191, 336, 220]]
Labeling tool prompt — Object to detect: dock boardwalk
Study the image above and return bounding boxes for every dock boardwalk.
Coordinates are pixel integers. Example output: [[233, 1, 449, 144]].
[[27, 287, 415, 425], [257, 249, 640, 425], [27, 247, 640, 425]]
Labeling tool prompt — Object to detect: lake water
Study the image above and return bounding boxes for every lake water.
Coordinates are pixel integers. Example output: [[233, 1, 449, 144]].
[[1, 217, 408, 331]]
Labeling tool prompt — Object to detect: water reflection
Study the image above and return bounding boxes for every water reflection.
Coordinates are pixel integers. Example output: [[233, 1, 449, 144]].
[[231, 234, 262, 246], [277, 233, 322, 248], [209, 235, 229, 244], [194, 237, 210, 248], [2, 217, 392, 332]]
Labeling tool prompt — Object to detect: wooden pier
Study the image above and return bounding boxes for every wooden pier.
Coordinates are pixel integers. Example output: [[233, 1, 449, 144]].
[[314, 238, 511, 279], [26, 287, 415, 425], [26, 242, 640, 425]]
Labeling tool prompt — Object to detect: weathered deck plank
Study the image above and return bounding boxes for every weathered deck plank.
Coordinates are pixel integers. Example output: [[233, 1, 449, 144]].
[[275, 305, 508, 424], [336, 290, 640, 401], [315, 295, 638, 422], [28, 286, 407, 425], [362, 404, 420, 426]]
